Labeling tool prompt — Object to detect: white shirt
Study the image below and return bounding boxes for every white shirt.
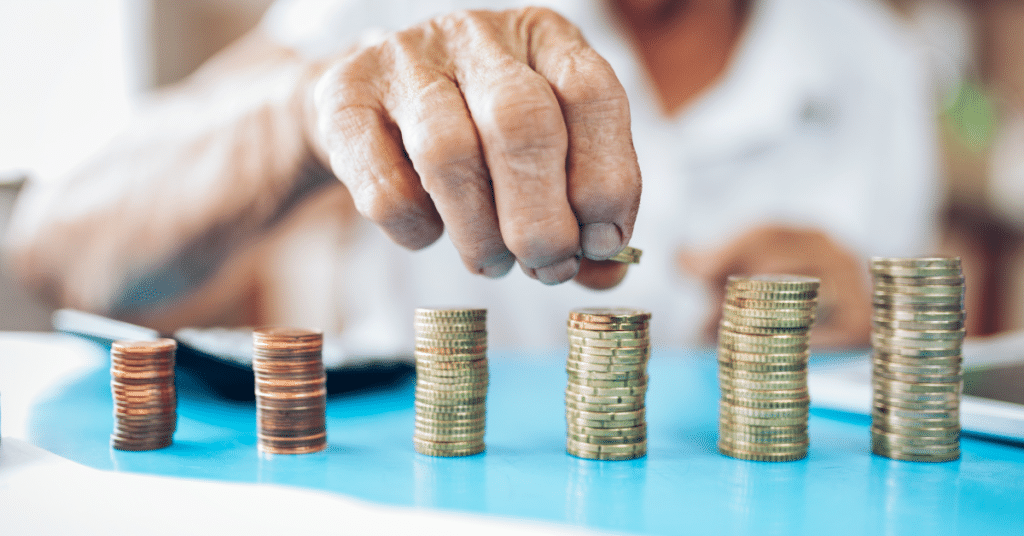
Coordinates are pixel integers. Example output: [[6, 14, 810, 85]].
[[260, 0, 941, 354]]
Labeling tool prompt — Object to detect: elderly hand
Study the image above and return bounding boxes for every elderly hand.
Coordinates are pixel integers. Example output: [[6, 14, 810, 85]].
[[305, 8, 641, 288], [678, 226, 872, 348]]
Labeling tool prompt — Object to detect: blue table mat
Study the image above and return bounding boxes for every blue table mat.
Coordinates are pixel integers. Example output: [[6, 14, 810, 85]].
[[29, 345, 1024, 535]]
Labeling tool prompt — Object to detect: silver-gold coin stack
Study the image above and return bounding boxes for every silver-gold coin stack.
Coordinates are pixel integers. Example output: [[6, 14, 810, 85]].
[[414, 308, 488, 457], [110, 339, 177, 451], [717, 274, 820, 462], [870, 257, 965, 462], [565, 307, 651, 461], [252, 327, 327, 455]]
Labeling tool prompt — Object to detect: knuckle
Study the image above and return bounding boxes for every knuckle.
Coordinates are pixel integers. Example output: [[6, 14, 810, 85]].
[[408, 130, 482, 181], [559, 64, 629, 117], [461, 239, 511, 272], [484, 88, 566, 156], [314, 48, 378, 110], [351, 178, 421, 231], [503, 214, 577, 267], [512, 6, 572, 33]]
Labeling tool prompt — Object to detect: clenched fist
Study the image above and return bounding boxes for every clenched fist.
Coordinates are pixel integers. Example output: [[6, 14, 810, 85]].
[[306, 8, 641, 287]]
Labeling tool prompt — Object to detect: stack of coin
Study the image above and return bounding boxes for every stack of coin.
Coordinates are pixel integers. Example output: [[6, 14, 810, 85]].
[[110, 339, 177, 451], [252, 327, 327, 455], [565, 307, 651, 461], [870, 257, 964, 462], [717, 274, 820, 462], [414, 308, 488, 457]]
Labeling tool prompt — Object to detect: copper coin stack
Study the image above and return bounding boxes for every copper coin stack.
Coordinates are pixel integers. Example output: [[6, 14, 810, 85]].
[[413, 308, 488, 457], [870, 257, 965, 462], [717, 274, 820, 462], [565, 307, 651, 461], [252, 327, 327, 455], [110, 339, 177, 451]]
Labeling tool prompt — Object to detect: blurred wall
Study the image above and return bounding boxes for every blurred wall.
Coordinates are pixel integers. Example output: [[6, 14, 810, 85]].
[[146, 0, 274, 88]]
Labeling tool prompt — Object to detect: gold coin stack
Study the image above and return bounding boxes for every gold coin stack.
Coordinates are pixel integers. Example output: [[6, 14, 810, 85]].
[[413, 308, 488, 457], [110, 339, 177, 451], [870, 257, 964, 462], [565, 307, 651, 461], [252, 327, 327, 455], [717, 274, 820, 462]]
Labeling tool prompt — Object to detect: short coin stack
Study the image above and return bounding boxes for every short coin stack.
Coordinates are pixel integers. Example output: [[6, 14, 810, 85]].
[[110, 339, 177, 451], [414, 308, 488, 457], [252, 327, 327, 455], [565, 307, 651, 461], [717, 274, 820, 462], [870, 257, 965, 462]]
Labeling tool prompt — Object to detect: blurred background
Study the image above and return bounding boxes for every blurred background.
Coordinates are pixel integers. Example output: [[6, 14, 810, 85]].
[[0, 0, 1022, 337]]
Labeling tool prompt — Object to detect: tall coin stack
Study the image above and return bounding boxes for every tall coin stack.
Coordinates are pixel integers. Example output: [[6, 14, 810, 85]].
[[252, 327, 327, 455], [110, 339, 177, 451], [565, 307, 651, 461], [413, 308, 488, 457], [717, 275, 820, 462], [870, 257, 965, 462]]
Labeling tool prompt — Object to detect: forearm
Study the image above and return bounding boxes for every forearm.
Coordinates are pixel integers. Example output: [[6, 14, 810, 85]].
[[5, 29, 332, 318]]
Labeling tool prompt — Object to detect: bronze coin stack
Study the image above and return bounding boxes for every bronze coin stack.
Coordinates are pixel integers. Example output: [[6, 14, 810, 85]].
[[565, 307, 651, 461], [870, 257, 964, 462], [413, 308, 488, 457], [717, 274, 820, 462], [110, 339, 177, 451], [252, 327, 327, 455]]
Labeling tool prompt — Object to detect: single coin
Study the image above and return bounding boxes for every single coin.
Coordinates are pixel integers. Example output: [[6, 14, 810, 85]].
[[569, 307, 652, 324], [717, 358, 806, 373], [565, 383, 647, 397], [718, 348, 809, 364], [726, 274, 821, 292], [717, 443, 807, 462], [722, 304, 817, 320], [568, 423, 646, 437], [872, 376, 961, 394], [568, 377, 648, 389], [872, 274, 965, 286], [566, 447, 647, 461], [565, 391, 644, 405], [869, 343, 962, 358], [720, 394, 810, 409], [414, 319, 487, 331], [565, 399, 645, 413], [567, 320, 650, 332], [566, 416, 644, 429], [608, 246, 643, 264], [566, 367, 646, 382], [719, 321, 810, 336], [565, 408, 645, 422], [568, 352, 647, 366], [414, 307, 487, 319], [567, 359, 644, 374], [871, 445, 960, 462], [569, 346, 647, 358], [870, 434, 960, 451], [566, 437, 647, 454], [727, 285, 818, 297], [870, 257, 961, 269], [720, 315, 816, 329]]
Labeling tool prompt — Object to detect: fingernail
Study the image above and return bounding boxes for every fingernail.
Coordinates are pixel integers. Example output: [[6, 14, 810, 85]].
[[581, 222, 624, 260], [480, 254, 515, 278], [534, 256, 580, 285]]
